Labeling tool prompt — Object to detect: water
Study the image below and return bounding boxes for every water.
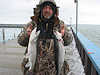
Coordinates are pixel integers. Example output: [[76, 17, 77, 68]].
[[0, 28, 22, 42], [73, 24, 100, 48]]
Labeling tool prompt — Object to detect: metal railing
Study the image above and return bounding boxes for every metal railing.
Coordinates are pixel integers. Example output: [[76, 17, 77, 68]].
[[72, 27, 100, 75], [0, 24, 25, 28]]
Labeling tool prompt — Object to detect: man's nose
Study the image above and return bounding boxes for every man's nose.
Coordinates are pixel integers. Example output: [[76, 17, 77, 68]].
[[46, 8, 50, 11]]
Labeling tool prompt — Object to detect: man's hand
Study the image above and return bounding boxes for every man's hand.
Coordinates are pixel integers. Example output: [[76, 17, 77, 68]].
[[26, 24, 33, 36], [60, 24, 65, 36]]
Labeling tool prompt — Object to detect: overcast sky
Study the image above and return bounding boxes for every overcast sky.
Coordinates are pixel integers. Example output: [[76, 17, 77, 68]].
[[0, 0, 100, 24]]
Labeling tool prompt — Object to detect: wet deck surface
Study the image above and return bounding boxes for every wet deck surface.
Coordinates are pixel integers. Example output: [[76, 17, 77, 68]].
[[0, 40, 25, 75]]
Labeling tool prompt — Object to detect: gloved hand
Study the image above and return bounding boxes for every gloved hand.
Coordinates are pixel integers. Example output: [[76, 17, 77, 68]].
[[25, 60, 32, 71], [54, 31, 63, 43], [26, 24, 33, 36]]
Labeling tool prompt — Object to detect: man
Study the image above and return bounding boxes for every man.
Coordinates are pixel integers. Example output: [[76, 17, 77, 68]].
[[18, 0, 72, 54], [17, 0, 73, 75]]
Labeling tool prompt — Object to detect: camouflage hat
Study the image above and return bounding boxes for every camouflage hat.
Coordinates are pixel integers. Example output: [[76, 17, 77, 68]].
[[39, 0, 58, 7], [33, 0, 59, 19]]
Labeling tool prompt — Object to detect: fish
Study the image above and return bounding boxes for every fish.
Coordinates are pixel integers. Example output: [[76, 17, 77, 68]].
[[26, 27, 65, 75]]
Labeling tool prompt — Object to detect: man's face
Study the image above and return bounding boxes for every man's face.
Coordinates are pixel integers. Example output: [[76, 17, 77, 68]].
[[42, 5, 53, 19]]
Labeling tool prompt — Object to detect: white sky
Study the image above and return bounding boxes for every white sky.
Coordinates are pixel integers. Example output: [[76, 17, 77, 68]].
[[0, 0, 100, 24]]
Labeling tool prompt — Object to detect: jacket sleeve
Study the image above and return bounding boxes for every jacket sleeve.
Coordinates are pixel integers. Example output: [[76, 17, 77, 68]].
[[17, 21, 36, 47], [17, 29, 29, 47], [58, 20, 73, 46], [62, 25, 73, 46]]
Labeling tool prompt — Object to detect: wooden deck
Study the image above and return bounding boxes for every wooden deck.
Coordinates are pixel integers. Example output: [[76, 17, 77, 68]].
[[0, 40, 25, 75]]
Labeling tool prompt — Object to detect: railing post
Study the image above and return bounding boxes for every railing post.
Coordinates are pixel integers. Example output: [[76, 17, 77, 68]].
[[14, 33, 15, 39], [2, 28, 5, 42], [74, 0, 78, 36]]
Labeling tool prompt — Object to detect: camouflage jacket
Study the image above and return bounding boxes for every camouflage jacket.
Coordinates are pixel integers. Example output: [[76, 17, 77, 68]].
[[17, 20, 73, 47]]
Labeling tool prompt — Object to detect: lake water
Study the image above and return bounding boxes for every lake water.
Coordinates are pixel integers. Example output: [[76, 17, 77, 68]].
[[73, 24, 100, 48]]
